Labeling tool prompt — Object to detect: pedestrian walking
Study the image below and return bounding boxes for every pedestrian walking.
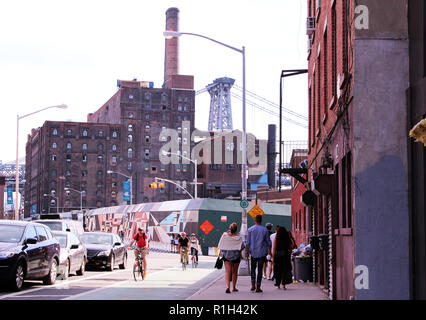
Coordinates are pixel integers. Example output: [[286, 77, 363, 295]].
[[174, 234, 181, 254], [267, 225, 279, 280], [218, 222, 244, 294], [272, 226, 293, 290], [245, 214, 272, 293], [170, 233, 175, 252], [263, 223, 273, 280]]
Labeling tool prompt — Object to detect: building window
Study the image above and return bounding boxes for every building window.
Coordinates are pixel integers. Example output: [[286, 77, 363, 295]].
[[65, 190, 71, 197], [82, 143, 87, 151], [97, 155, 103, 163], [145, 136, 150, 143], [112, 156, 117, 164], [52, 128, 58, 136], [161, 93, 167, 102], [81, 190, 87, 197], [51, 189, 56, 196], [184, 116, 188, 121], [145, 92, 151, 101], [65, 180, 71, 188], [81, 181, 87, 189], [146, 114, 150, 120], [151, 166, 157, 173], [184, 106, 188, 112], [51, 154, 57, 161], [66, 129, 72, 136], [178, 96, 183, 102], [98, 130, 104, 137], [52, 142, 57, 149], [98, 144, 103, 151], [128, 112, 134, 118], [128, 124, 133, 132], [82, 129, 88, 137], [178, 115, 182, 121], [144, 162, 149, 171], [65, 170, 71, 177], [176, 164, 181, 172], [161, 163, 166, 171], [128, 135, 133, 143], [50, 199, 56, 206], [128, 162, 132, 171], [81, 170, 87, 177], [112, 144, 117, 151], [182, 164, 188, 172], [178, 105, 182, 111], [145, 125, 150, 130], [128, 148, 133, 159], [66, 142, 72, 150], [97, 181, 103, 188], [112, 131, 118, 138], [97, 170, 103, 178], [162, 114, 166, 120], [129, 94, 134, 99], [226, 164, 235, 171], [111, 191, 117, 198], [80, 154, 86, 164], [66, 155, 72, 163], [144, 149, 150, 159]]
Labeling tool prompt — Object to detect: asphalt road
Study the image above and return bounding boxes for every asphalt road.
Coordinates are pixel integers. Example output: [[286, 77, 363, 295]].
[[0, 251, 221, 300]]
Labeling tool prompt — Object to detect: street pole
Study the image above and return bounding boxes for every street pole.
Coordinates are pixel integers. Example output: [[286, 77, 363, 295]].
[[15, 115, 19, 220], [194, 158, 198, 199], [130, 176, 133, 205], [15, 104, 67, 220]]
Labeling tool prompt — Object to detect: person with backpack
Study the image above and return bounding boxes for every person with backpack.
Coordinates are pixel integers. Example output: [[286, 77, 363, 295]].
[[129, 228, 149, 278]]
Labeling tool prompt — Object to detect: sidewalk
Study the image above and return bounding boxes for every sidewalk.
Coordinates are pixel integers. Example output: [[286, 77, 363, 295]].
[[187, 273, 328, 300]]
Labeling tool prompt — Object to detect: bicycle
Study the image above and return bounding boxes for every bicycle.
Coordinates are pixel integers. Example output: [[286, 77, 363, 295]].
[[132, 247, 145, 281], [191, 248, 198, 268], [180, 247, 188, 271]]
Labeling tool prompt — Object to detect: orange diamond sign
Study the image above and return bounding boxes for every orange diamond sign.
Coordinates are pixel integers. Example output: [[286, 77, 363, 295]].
[[248, 205, 264, 219], [200, 220, 214, 235]]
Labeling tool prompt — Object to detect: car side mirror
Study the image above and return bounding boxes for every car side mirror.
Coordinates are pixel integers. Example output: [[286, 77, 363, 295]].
[[114, 242, 121, 246], [70, 244, 79, 250], [66, 228, 71, 232], [26, 237, 37, 245]]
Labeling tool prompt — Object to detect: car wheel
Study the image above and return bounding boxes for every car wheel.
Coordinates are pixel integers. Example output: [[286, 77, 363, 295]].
[[10, 261, 25, 292], [43, 259, 58, 285], [108, 255, 115, 271], [119, 254, 127, 269], [76, 257, 85, 276], [61, 259, 70, 280]]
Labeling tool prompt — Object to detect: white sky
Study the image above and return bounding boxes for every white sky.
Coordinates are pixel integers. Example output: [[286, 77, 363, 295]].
[[0, 0, 308, 164]]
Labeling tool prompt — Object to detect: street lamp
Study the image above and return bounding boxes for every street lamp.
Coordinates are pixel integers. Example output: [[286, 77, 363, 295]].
[[164, 30, 249, 274], [43, 194, 59, 214], [107, 170, 132, 205], [64, 187, 83, 210], [162, 150, 199, 198], [15, 104, 67, 220]]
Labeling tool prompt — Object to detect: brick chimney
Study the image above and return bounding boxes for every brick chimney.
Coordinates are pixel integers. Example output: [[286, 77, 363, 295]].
[[163, 7, 179, 88]]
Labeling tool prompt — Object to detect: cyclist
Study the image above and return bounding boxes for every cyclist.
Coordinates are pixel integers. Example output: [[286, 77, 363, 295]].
[[189, 233, 199, 265], [178, 232, 189, 265], [129, 228, 148, 278]]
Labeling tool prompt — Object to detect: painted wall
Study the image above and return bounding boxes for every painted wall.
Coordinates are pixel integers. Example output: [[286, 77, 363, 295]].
[[353, 0, 410, 299]]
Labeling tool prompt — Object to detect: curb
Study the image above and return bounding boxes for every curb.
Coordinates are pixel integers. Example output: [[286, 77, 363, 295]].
[[186, 271, 224, 300]]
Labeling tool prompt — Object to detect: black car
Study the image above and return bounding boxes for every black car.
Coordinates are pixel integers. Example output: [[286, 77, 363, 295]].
[[52, 231, 87, 280], [80, 232, 127, 271], [0, 220, 60, 291]]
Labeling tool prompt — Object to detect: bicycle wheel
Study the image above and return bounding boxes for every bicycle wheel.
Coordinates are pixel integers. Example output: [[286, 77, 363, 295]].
[[191, 255, 195, 268], [133, 260, 143, 281]]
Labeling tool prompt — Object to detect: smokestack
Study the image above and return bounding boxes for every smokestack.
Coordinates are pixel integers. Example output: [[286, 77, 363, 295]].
[[164, 7, 179, 88], [267, 124, 277, 188]]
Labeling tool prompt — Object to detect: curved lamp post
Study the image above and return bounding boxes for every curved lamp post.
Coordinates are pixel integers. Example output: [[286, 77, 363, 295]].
[[16, 104, 67, 220], [107, 170, 132, 205]]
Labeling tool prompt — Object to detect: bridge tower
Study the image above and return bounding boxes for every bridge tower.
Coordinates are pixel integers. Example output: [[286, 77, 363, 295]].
[[207, 77, 235, 131]]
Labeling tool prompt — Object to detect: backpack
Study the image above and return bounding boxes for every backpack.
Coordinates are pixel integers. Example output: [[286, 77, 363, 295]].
[[136, 232, 145, 242]]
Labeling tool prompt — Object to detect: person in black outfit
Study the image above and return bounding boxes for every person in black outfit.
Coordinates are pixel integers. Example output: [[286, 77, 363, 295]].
[[271, 226, 293, 290]]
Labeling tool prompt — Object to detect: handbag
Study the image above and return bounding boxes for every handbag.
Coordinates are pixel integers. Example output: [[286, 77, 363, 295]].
[[214, 256, 223, 269]]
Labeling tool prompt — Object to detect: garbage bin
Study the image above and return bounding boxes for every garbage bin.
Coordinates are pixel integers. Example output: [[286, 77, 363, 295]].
[[293, 256, 313, 282]]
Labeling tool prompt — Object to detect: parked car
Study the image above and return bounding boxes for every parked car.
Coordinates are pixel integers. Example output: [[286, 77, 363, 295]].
[[52, 231, 86, 280], [34, 219, 84, 238], [80, 232, 127, 271], [0, 220, 60, 291]]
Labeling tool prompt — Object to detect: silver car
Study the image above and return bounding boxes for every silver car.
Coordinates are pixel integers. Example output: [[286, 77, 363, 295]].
[[52, 231, 86, 280]]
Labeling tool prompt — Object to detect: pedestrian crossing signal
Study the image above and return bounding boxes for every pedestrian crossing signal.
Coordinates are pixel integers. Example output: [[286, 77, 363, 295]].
[[149, 182, 165, 189]]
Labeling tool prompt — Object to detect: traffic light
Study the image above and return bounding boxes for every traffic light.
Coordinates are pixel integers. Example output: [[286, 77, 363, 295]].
[[149, 182, 165, 189]]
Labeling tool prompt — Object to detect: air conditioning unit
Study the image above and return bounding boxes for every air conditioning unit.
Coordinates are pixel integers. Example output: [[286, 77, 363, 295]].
[[306, 17, 315, 35], [316, 0, 321, 11]]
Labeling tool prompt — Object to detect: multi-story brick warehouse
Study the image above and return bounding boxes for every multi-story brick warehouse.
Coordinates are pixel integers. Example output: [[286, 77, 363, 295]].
[[305, 0, 415, 299]]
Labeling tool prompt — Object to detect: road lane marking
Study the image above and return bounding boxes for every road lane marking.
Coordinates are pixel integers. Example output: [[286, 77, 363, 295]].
[[62, 269, 170, 300], [0, 269, 129, 300]]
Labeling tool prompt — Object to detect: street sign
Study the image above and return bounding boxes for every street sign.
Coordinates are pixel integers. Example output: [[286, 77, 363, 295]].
[[200, 220, 214, 235], [248, 204, 264, 219], [240, 199, 249, 209], [123, 181, 130, 201], [7, 188, 13, 204]]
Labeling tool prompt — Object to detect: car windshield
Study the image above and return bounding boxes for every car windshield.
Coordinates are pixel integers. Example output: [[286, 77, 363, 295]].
[[54, 234, 67, 248], [38, 221, 62, 231], [0, 225, 25, 243], [80, 234, 112, 245]]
